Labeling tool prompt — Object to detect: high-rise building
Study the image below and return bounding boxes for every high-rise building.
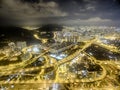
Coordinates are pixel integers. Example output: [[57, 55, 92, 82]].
[[16, 41, 27, 50]]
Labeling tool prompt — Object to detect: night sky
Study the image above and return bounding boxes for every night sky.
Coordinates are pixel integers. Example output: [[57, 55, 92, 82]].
[[0, 0, 120, 26]]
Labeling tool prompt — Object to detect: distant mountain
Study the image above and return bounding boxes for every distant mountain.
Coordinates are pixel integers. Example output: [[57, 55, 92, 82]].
[[36, 24, 63, 32], [0, 26, 40, 47], [32, 24, 63, 42]]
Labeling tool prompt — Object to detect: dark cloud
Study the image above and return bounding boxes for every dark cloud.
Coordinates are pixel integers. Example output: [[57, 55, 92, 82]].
[[0, 0, 67, 23], [115, 0, 120, 4], [0, 0, 120, 26], [21, 0, 40, 3]]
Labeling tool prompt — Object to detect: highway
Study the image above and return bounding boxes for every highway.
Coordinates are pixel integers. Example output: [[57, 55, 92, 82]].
[[0, 37, 120, 90]]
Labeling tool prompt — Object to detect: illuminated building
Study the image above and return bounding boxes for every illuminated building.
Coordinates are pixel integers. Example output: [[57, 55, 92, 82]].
[[0, 26, 120, 90]]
